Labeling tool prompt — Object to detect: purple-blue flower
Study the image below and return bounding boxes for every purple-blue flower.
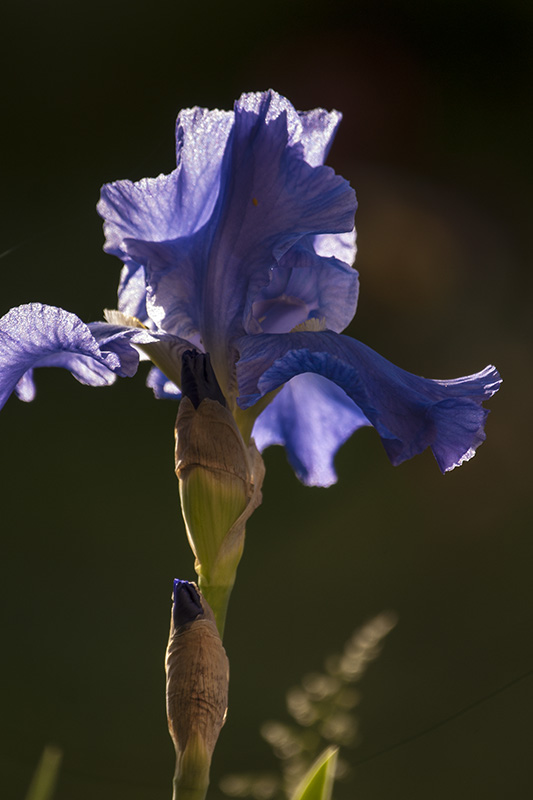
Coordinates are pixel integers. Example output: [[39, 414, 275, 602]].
[[0, 90, 501, 486]]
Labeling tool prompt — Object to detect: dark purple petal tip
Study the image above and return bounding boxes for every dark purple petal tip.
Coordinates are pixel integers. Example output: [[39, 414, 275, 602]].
[[173, 579, 204, 628]]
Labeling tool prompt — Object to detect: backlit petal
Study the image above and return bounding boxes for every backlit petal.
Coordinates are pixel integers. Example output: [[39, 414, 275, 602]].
[[146, 366, 181, 400], [98, 106, 234, 260], [0, 304, 137, 410], [237, 330, 501, 474], [252, 373, 371, 486], [99, 91, 356, 397], [251, 235, 358, 334]]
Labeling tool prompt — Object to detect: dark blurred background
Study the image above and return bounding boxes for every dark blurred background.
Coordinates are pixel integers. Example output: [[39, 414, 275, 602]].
[[1, 1, 531, 798]]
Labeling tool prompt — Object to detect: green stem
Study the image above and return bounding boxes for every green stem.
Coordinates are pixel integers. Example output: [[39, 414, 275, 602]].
[[172, 772, 209, 800], [197, 578, 233, 638], [172, 732, 212, 800]]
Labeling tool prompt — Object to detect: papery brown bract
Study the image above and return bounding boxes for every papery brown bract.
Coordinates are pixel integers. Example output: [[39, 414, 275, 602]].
[[165, 583, 229, 800]]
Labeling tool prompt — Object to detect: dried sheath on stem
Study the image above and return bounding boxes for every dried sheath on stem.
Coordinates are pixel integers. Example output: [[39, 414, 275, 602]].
[[166, 580, 229, 800]]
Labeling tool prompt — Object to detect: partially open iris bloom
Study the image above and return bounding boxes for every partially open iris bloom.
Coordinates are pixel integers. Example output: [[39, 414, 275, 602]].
[[0, 90, 501, 485]]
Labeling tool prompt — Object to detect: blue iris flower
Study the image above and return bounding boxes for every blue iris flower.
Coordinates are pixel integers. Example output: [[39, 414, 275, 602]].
[[0, 90, 501, 486]]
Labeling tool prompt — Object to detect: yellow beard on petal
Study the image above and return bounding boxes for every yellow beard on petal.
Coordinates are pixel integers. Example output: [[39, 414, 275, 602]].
[[290, 317, 327, 333], [103, 309, 147, 328]]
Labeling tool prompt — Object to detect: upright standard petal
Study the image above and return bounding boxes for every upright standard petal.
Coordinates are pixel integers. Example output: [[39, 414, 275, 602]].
[[117, 260, 150, 323], [193, 90, 357, 355], [237, 331, 501, 476], [98, 91, 357, 400], [97, 106, 235, 260], [0, 304, 139, 410], [98, 106, 237, 334]]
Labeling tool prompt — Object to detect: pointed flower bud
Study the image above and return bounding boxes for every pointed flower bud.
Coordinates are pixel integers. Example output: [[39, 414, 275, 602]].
[[175, 351, 265, 634], [181, 350, 227, 409], [166, 579, 229, 800]]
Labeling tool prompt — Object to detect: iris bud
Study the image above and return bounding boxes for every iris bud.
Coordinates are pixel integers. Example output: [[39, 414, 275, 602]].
[[166, 580, 229, 800], [175, 351, 264, 634]]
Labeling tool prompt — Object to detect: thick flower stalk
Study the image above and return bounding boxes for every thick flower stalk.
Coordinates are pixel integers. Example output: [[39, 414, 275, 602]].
[[176, 351, 264, 633]]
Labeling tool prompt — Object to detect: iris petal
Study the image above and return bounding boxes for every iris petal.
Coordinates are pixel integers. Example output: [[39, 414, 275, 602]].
[[252, 373, 371, 486], [88, 321, 143, 377], [251, 234, 358, 334], [0, 304, 139, 410], [117, 261, 149, 323], [14, 369, 36, 402], [199, 91, 356, 355], [294, 106, 343, 166], [237, 330, 501, 474], [98, 106, 234, 258], [98, 91, 356, 397], [146, 366, 181, 400], [238, 92, 343, 167]]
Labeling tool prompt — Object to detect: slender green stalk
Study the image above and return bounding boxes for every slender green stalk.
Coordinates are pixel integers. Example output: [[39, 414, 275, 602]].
[[172, 753, 210, 800], [197, 579, 233, 639]]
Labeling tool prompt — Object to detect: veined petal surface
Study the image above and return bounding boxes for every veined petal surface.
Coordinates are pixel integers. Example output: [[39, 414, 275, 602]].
[[98, 106, 235, 258], [252, 373, 371, 486], [98, 90, 357, 396], [184, 91, 356, 354], [251, 235, 358, 334], [237, 330, 501, 475], [0, 304, 139, 410], [117, 261, 150, 323]]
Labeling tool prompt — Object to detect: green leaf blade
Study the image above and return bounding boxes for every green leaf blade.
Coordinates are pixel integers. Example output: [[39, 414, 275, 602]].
[[290, 746, 338, 800], [24, 746, 62, 800]]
